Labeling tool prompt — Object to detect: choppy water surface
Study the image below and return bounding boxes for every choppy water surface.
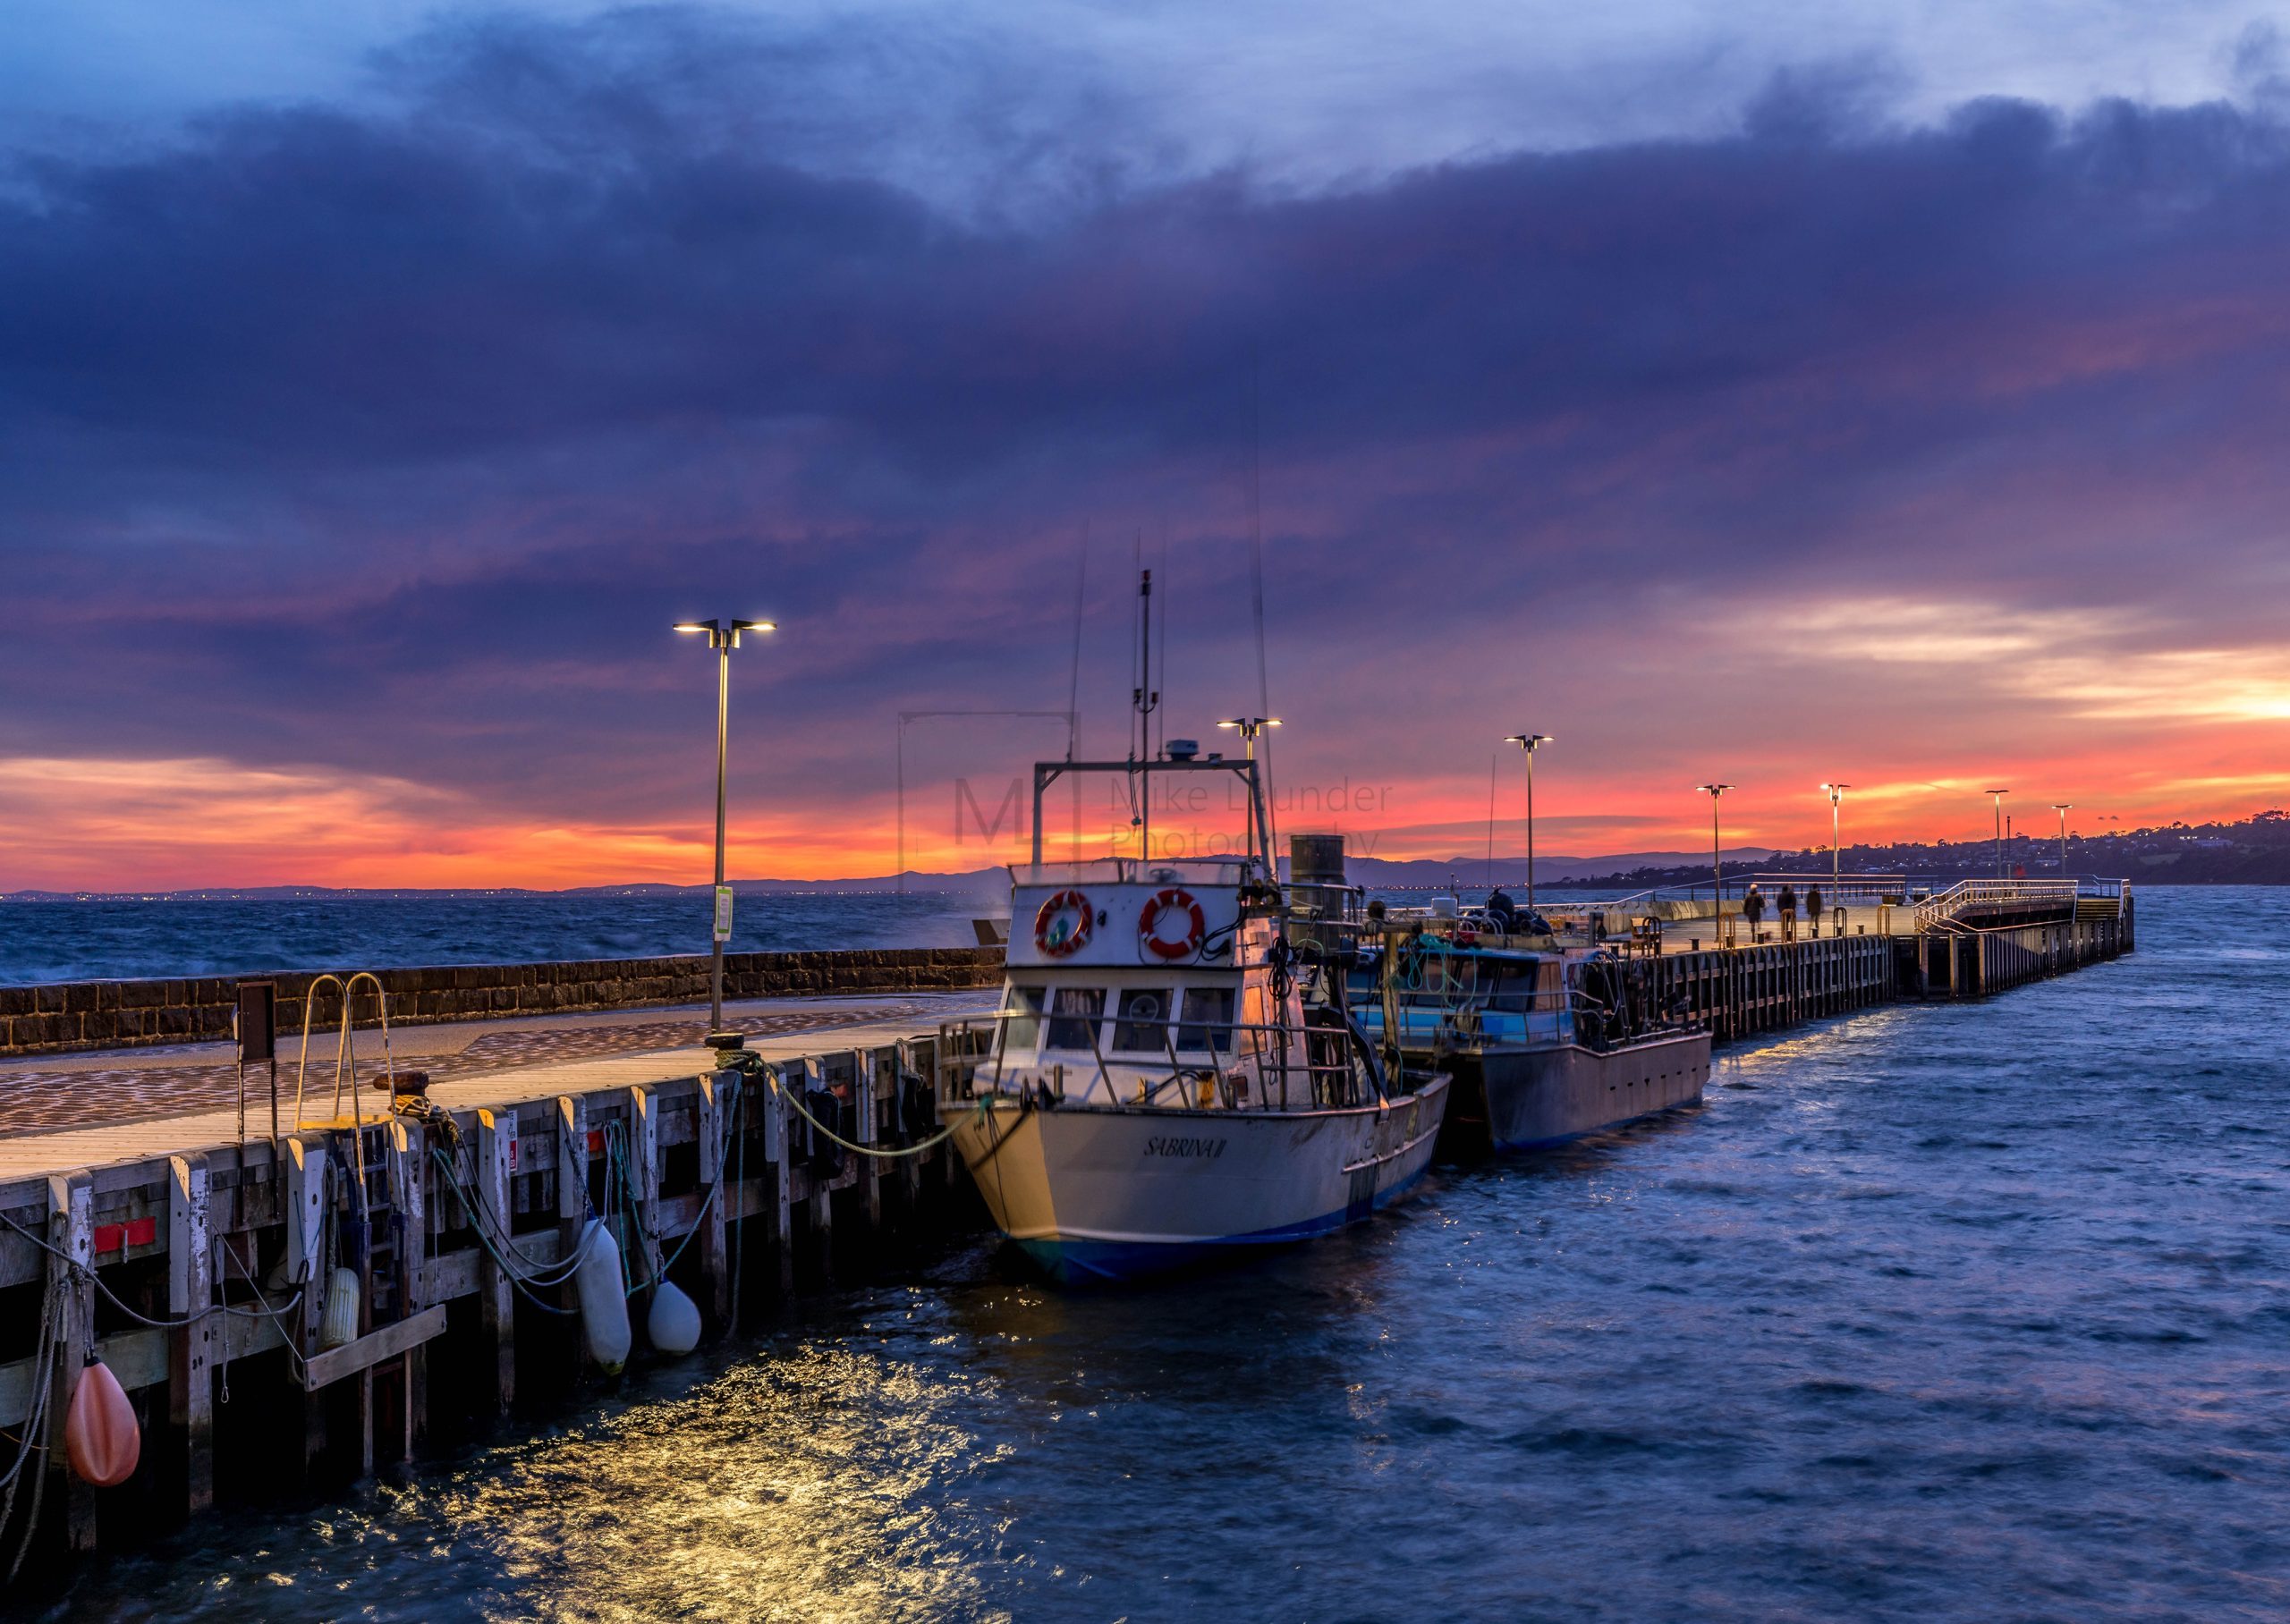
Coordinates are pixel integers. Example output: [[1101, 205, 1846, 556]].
[[33, 889, 2290, 1621], [0, 892, 995, 985]]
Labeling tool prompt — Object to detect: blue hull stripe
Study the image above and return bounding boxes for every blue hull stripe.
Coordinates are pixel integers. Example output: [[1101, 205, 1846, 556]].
[[1014, 1163, 1430, 1284]]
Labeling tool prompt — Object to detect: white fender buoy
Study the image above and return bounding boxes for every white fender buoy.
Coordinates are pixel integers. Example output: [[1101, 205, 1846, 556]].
[[65, 1359, 140, 1487], [646, 1280, 702, 1356], [574, 1219, 632, 1374], [319, 1266, 361, 1350]]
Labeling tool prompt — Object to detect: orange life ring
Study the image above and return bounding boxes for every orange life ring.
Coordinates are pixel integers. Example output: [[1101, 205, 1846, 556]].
[[1139, 887, 1207, 960], [1033, 889, 1094, 956]]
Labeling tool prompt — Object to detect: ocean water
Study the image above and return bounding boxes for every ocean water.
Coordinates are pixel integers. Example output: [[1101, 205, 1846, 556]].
[[0, 893, 998, 986], [0, 880, 1656, 987], [24, 887, 2290, 1622]]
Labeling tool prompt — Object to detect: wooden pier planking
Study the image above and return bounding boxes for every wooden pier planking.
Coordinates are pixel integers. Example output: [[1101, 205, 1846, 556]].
[[0, 1009, 971, 1490]]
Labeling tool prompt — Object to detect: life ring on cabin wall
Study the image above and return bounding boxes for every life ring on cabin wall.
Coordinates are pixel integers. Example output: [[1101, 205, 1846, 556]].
[[1034, 889, 1095, 956], [1139, 887, 1207, 960]]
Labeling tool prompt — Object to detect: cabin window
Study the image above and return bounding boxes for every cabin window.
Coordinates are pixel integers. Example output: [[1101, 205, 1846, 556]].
[[1112, 987, 1172, 1053], [1045, 985, 1105, 1051], [1179, 986, 1236, 1053], [1004, 985, 1046, 1047]]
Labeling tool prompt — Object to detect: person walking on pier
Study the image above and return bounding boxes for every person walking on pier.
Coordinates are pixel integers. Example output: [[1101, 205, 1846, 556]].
[[1743, 884, 1765, 936], [1806, 884, 1823, 937], [1778, 883, 1798, 941]]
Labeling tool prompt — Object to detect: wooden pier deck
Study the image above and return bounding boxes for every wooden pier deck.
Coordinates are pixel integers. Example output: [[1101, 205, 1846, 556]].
[[0, 991, 994, 1575]]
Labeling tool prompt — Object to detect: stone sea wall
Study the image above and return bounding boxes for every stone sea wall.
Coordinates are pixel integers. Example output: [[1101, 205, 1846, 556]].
[[0, 947, 1004, 1057]]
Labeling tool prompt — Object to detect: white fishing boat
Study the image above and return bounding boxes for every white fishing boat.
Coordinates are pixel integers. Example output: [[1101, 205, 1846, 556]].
[[936, 747, 1450, 1283]]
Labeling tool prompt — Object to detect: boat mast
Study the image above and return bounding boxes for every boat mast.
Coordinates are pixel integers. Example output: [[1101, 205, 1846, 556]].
[[1131, 569, 1158, 861]]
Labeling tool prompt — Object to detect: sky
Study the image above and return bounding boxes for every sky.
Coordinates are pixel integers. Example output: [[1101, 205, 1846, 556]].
[[5, 1, 2290, 889]]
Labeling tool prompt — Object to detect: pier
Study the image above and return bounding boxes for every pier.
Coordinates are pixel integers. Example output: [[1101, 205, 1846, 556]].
[[0, 990, 990, 1573], [1618, 878, 2136, 1042], [0, 877, 2133, 1580]]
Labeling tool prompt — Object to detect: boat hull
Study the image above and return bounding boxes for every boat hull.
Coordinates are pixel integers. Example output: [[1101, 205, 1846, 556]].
[[945, 1078, 1450, 1283], [1465, 1030, 1710, 1151]]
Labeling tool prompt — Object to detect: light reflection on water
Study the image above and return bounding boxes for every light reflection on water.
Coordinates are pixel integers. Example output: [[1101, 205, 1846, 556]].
[[31, 889, 2290, 1621]]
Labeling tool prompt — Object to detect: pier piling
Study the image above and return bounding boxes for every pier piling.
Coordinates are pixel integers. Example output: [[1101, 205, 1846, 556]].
[[165, 1153, 214, 1518]]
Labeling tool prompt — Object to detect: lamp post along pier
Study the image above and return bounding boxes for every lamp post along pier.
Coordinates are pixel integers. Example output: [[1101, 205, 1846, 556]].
[[1821, 782, 1851, 895], [1503, 733, 1553, 911], [674, 616, 777, 1030], [1696, 783, 1732, 913], [1217, 717, 1281, 862]]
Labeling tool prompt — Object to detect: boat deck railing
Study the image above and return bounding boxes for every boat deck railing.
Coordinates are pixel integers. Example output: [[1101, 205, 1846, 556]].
[[1010, 855, 1263, 888], [937, 1009, 1379, 1112]]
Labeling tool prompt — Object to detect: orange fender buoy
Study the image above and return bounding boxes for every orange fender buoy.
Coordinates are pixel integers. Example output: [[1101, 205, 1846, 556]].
[[65, 1358, 140, 1488]]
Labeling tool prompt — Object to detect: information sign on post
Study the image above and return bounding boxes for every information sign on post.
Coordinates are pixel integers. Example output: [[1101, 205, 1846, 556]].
[[235, 981, 279, 1146], [713, 884, 735, 944]]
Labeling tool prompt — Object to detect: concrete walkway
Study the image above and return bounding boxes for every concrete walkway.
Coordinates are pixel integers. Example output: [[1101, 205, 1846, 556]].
[[0, 989, 997, 1142]]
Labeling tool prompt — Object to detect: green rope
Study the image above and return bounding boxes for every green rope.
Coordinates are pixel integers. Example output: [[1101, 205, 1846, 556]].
[[426, 1147, 584, 1315]]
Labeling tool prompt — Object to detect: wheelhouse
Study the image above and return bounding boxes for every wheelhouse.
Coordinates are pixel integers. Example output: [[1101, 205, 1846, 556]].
[[1349, 940, 1576, 1050]]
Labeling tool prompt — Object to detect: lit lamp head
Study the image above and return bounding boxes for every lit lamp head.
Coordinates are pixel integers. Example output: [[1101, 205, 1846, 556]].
[[674, 617, 777, 650], [1503, 733, 1554, 754], [1696, 782, 1733, 799], [1217, 716, 1281, 742], [1821, 781, 1851, 804]]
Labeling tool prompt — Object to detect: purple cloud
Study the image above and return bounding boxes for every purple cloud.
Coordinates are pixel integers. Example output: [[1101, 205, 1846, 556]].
[[4, 12, 2290, 880]]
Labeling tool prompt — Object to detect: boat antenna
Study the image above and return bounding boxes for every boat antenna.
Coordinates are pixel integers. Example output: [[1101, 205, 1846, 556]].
[[1066, 527, 1086, 764], [1127, 529, 1140, 765], [1066, 527, 1087, 859], [1132, 564, 1158, 858], [1487, 751, 1498, 890], [1155, 521, 1170, 765], [1248, 360, 1280, 878]]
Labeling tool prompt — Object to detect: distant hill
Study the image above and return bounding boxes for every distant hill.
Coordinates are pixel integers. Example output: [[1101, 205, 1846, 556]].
[[1344, 850, 1777, 891], [0, 853, 1768, 902], [8, 813, 2283, 898], [1547, 810, 2290, 889]]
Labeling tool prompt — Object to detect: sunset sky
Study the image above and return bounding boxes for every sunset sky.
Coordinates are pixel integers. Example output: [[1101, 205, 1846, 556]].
[[6, 2, 2290, 889]]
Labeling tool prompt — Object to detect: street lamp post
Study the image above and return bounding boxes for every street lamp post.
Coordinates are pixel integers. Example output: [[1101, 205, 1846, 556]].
[[1820, 782, 1851, 896], [2052, 802, 2073, 878], [1985, 788, 2009, 881], [1502, 733, 1553, 911], [674, 616, 776, 1031], [1217, 717, 1280, 867], [1696, 783, 1733, 911]]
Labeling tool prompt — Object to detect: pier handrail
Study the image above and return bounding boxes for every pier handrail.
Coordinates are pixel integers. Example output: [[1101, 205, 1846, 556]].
[[290, 971, 397, 1136], [1912, 879, 2081, 933], [1743, 874, 1908, 907]]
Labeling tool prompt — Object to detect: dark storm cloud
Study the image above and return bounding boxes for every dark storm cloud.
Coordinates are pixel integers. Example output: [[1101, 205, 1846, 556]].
[[4, 13, 2282, 486], [5, 6, 2290, 840]]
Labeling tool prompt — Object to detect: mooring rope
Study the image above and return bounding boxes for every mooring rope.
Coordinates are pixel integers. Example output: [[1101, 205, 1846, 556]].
[[761, 1063, 975, 1159], [424, 1147, 588, 1315], [0, 1209, 305, 1334]]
